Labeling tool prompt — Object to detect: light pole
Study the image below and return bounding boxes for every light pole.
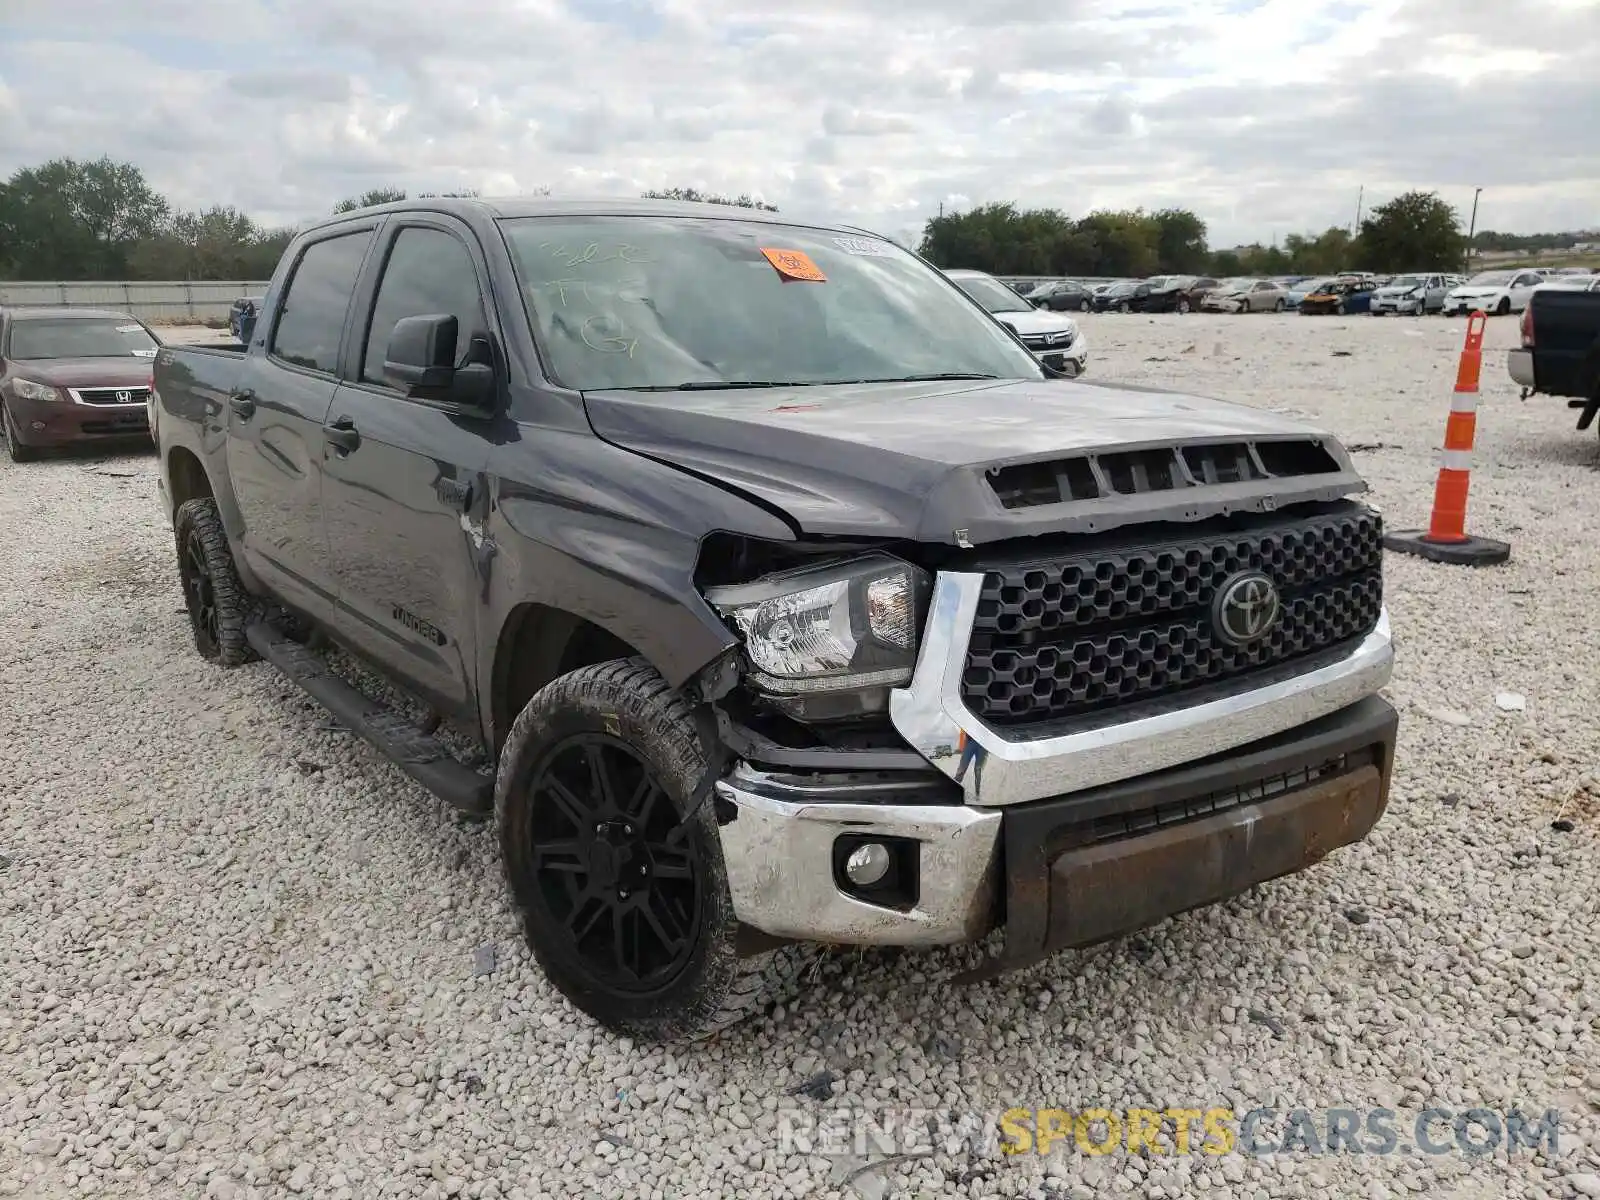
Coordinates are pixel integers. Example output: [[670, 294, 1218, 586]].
[[1464, 187, 1482, 275]]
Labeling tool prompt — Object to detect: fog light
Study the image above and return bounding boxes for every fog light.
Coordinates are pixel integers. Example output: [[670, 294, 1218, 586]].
[[844, 842, 891, 887]]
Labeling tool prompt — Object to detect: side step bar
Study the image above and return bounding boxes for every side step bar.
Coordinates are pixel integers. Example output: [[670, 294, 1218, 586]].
[[245, 621, 494, 817]]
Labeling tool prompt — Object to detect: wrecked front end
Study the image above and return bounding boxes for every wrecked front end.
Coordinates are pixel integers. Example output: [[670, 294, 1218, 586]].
[[693, 433, 1399, 975]]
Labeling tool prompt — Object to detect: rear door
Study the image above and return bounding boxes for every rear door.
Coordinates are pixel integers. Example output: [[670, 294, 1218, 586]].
[[319, 216, 497, 723], [1509, 272, 1543, 311], [226, 225, 377, 619]]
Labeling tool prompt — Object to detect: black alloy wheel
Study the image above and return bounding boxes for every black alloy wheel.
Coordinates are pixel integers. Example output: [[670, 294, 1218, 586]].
[[522, 732, 702, 993], [181, 526, 220, 657]]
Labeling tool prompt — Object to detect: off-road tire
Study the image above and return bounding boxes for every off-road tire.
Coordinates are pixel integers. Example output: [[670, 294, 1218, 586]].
[[174, 498, 257, 667], [496, 658, 813, 1040], [2, 405, 37, 462]]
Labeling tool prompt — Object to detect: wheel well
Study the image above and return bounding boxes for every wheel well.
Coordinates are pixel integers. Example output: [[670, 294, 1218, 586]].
[[167, 447, 213, 512], [492, 604, 643, 751]]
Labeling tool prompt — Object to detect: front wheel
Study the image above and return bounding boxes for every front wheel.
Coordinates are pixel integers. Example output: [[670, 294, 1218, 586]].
[[174, 498, 257, 667], [1496, 297, 1512, 315], [1117, 301, 1130, 313], [1, 404, 38, 463], [1079, 298, 1092, 312], [1177, 298, 1190, 314], [496, 659, 811, 1040], [1335, 300, 1346, 315]]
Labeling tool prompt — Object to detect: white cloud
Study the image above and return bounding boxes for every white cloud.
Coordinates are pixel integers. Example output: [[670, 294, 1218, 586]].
[[1, 0, 1596, 244]]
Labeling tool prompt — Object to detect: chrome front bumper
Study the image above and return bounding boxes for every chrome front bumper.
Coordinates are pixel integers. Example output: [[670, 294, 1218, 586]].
[[888, 572, 1395, 808], [717, 767, 1002, 945]]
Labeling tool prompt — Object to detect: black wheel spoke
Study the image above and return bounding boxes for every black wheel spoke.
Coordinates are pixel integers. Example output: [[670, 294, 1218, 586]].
[[627, 777, 663, 827], [588, 744, 620, 815], [543, 778, 591, 830], [567, 894, 608, 942], [534, 840, 586, 873], [641, 891, 689, 954], [611, 908, 637, 980], [651, 848, 694, 881]]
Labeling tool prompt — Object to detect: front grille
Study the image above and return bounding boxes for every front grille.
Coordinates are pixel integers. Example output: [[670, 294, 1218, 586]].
[[962, 507, 1383, 726], [75, 387, 150, 407], [81, 417, 149, 435], [1020, 331, 1075, 351]]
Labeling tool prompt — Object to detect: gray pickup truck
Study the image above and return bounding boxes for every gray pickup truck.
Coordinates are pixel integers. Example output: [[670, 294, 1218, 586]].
[[150, 197, 1397, 1038]]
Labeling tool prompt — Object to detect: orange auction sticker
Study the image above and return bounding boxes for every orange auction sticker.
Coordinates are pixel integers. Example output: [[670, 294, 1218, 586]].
[[760, 247, 827, 282]]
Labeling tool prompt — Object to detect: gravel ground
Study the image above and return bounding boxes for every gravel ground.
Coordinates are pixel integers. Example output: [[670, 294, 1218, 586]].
[[3, 313, 1599, 1200]]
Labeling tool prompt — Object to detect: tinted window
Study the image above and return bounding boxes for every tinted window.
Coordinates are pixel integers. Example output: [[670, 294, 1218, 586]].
[[361, 227, 487, 386], [271, 232, 371, 374]]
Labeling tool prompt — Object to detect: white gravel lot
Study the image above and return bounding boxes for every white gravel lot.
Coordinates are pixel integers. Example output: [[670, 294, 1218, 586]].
[[3, 313, 1599, 1200]]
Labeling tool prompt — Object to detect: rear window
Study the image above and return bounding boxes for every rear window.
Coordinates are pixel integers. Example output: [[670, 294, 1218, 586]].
[[8, 317, 157, 360], [271, 231, 373, 374]]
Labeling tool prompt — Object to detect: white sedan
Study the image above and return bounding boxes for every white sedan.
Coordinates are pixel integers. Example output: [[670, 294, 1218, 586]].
[[1441, 268, 1549, 316]]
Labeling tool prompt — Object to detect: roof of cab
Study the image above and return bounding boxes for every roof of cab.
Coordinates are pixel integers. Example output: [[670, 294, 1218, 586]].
[[310, 195, 874, 236]]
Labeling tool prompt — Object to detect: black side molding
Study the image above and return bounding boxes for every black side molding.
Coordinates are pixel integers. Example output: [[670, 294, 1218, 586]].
[[245, 620, 493, 817]]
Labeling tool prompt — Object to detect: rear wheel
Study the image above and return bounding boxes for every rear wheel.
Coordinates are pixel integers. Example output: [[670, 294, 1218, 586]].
[[1274, 298, 1286, 312], [1177, 298, 1191, 314], [1117, 301, 1130, 313], [497, 659, 812, 1040], [1, 405, 37, 463], [174, 498, 257, 667]]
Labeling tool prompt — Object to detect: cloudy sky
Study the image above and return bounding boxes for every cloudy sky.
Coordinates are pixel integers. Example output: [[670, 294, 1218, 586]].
[[3, 0, 1597, 248]]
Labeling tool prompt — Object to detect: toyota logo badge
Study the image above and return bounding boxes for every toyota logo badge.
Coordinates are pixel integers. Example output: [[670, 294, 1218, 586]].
[[1211, 571, 1281, 647]]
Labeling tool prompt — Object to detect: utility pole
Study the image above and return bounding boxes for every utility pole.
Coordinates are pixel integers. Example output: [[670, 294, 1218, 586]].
[[1353, 186, 1363, 236], [1464, 187, 1482, 276]]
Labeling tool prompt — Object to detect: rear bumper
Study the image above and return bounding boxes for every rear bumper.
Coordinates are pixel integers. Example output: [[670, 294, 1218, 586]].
[[1507, 348, 1536, 389], [717, 695, 1397, 954]]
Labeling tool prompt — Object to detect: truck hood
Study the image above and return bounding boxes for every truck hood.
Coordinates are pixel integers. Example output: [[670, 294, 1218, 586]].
[[583, 377, 1365, 545], [8, 357, 155, 387]]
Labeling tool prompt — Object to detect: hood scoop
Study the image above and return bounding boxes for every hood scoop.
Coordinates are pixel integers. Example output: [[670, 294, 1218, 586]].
[[987, 438, 1342, 510]]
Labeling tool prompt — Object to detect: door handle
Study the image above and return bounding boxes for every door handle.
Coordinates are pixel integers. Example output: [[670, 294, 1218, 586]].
[[228, 390, 256, 419], [323, 417, 361, 454]]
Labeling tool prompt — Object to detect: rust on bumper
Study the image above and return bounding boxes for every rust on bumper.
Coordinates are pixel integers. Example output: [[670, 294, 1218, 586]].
[[1042, 764, 1382, 953], [960, 695, 1396, 981]]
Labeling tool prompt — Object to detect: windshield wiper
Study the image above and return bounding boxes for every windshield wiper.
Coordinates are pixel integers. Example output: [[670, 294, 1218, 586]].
[[849, 373, 1004, 383], [615, 380, 820, 392]]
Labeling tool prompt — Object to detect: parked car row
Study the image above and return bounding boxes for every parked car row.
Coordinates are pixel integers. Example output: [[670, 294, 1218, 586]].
[[1006, 266, 1596, 319]]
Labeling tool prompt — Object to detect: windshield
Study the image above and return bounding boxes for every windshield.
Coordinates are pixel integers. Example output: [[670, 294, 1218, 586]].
[[8, 317, 158, 360], [1388, 275, 1423, 288], [1465, 271, 1513, 286], [948, 273, 1034, 314], [1222, 278, 1253, 290], [500, 217, 1042, 390]]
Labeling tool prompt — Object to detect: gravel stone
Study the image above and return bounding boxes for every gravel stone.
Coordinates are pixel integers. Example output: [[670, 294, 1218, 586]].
[[2, 316, 1597, 1198]]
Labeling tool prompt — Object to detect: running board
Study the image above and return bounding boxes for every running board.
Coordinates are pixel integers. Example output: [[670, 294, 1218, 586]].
[[245, 620, 494, 817]]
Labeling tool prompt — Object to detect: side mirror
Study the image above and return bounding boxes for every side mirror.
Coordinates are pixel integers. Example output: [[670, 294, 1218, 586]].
[[385, 314, 458, 390], [384, 314, 498, 413]]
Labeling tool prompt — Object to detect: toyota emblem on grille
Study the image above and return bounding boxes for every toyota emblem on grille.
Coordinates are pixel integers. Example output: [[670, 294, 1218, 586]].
[[115, 390, 132, 403], [1212, 571, 1281, 647]]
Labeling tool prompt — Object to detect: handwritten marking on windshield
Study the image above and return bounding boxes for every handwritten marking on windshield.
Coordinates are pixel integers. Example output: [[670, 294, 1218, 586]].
[[580, 315, 638, 357], [539, 241, 655, 268]]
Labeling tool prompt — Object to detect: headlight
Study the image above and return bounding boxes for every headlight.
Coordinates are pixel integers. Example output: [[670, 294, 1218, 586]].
[[705, 553, 930, 721], [11, 378, 61, 402]]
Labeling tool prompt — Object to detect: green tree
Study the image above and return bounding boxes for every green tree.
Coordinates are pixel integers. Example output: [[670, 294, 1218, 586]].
[[642, 187, 777, 211], [333, 187, 408, 214], [0, 157, 167, 278], [1074, 210, 1160, 277], [1152, 208, 1209, 273], [1358, 190, 1463, 272]]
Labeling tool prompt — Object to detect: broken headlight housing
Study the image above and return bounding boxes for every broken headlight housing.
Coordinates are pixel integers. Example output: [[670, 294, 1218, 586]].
[[705, 554, 930, 721]]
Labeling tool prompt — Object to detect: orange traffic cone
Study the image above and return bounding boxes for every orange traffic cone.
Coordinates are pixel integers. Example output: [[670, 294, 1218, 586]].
[[1384, 311, 1511, 565]]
